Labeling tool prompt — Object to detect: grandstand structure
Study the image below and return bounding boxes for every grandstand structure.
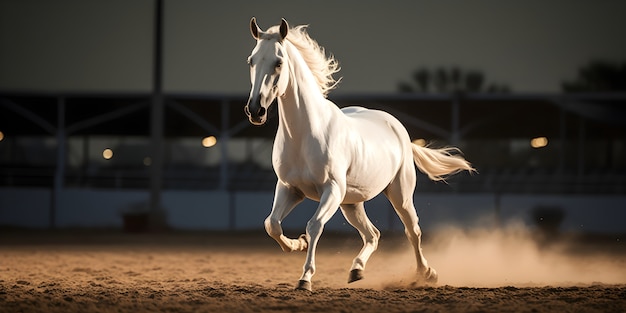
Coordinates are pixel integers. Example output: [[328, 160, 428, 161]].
[[1, 92, 624, 195]]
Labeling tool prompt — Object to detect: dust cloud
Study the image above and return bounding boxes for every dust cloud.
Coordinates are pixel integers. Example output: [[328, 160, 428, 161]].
[[352, 223, 626, 288]]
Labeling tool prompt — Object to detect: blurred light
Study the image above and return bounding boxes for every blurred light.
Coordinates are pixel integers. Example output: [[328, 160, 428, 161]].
[[202, 136, 217, 148], [530, 137, 548, 148], [143, 157, 152, 166], [0, 131, 4, 142], [102, 148, 113, 160], [412, 138, 426, 147]]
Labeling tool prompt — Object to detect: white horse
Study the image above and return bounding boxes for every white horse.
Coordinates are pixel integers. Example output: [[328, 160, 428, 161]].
[[245, 18, 474, 291]]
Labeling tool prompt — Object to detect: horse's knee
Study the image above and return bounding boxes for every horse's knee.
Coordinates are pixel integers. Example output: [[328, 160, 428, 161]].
[[306, 219, 323, 235], [264, 217, 282, 238]]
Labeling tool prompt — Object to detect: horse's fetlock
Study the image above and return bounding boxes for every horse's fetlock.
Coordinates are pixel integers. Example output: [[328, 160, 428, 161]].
[[303, 262, 316, 276]]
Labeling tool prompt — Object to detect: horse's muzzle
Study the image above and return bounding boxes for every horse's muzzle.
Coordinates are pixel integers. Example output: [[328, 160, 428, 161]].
[[244, 98, 267, 125]]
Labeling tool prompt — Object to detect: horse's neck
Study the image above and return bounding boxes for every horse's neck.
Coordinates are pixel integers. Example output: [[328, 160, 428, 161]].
[[277, 45, 340, 143], [277, 85, 333, 139]]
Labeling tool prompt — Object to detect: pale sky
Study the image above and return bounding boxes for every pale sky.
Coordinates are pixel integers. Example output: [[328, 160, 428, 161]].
[[1, 0, 625, 94]]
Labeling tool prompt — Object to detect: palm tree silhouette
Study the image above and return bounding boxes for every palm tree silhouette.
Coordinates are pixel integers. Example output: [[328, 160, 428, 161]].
[[562, 60, 626, 92], [398, 66, 510, 94]]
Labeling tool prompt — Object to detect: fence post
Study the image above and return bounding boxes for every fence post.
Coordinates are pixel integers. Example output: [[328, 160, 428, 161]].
[[51, 97, 66, 229]]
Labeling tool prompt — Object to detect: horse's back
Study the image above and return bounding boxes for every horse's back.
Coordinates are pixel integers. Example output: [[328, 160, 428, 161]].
[[341, 106, 410, 143], [341, 106, 369, 115]]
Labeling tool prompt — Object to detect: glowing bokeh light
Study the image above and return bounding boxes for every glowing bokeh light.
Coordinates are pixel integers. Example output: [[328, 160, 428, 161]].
[[102, 148, 113, 160], [143, 157, 152, 166], [412, 138, 426, 147], [202, 136, 217, 148], [530, 137, 548, 148], [0, 131, 4, 142]]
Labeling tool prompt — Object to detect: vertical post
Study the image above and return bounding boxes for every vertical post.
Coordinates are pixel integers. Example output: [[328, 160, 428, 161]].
[[577, 116, 585, 191], [229, 191, 236, 231], [51, 97, 66, 229], [494, 192, 501, 229], [149, 0, 164, 228], [220, 100, 236, 229], [450, 96, 460, 145], [558, 106, 566, 177], [219, 100, 230, 191]]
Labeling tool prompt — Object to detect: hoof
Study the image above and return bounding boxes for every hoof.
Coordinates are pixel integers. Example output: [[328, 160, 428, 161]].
[[424, 267, 438, 284], [295, 280, 312, 291], [348, 269, 364, 283]]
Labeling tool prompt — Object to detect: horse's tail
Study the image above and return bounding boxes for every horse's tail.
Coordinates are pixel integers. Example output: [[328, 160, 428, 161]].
[[411, 144, 476, 181]]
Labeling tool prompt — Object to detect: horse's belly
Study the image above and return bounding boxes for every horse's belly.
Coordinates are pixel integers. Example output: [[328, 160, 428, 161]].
[[288, 182, 381, 204], [342, 186, 379, 204], [342, 167, 395, 204], [277, 171, 387, 204]]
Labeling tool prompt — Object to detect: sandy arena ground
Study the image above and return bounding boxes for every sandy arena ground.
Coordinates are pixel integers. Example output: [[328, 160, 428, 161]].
[[0, 228, 625, 313]]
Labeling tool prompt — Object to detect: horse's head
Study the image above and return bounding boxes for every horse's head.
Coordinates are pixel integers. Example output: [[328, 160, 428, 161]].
[[245, 17, 290, 125]]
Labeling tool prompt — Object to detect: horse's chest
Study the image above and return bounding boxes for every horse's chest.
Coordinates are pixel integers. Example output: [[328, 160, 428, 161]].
[[276, 162, 323, 187], [274, 156, 329, 201]]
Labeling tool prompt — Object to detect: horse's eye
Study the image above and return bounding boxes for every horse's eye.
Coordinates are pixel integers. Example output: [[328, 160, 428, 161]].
[[276, 60, 282, 68]]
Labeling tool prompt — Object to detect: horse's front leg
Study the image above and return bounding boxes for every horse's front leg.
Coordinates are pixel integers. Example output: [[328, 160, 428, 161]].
[[296, 181, 345, 291], [265, 182, 307, 252]]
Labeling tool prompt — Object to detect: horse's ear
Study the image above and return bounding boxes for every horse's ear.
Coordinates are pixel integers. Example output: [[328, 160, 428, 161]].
[[279, 18, 289, 41], [250, 17, 261, 39]]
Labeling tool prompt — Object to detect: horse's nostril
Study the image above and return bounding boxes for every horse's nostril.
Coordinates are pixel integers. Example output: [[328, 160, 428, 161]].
[[258, 107, 266, 116]]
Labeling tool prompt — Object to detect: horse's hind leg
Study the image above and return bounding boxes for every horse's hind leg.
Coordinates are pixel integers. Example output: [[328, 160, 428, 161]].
[[340, 202, 381, 283], [384, 168, 438, 284]]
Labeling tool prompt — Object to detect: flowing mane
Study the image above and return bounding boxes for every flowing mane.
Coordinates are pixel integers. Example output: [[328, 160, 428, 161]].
[[267, 24, 341, 97]]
